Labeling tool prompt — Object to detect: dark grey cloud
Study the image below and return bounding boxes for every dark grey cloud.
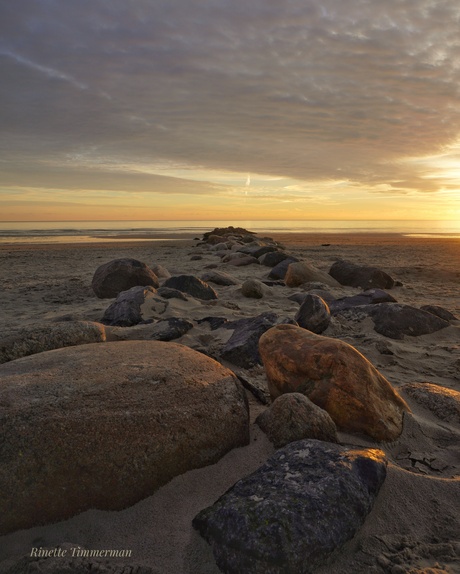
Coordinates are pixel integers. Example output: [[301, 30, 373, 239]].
[[1, 0, 460, 195]]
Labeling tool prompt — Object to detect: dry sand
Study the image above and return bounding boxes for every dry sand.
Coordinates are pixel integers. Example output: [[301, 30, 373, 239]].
[[0, 232, 459, 573]]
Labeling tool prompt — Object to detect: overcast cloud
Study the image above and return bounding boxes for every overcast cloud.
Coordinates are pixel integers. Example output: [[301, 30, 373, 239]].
[[1, 0, 460, 202]]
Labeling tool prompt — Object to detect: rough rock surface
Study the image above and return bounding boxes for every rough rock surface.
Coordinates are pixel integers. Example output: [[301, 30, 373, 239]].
[[259, 324, 409, 441], [101, 285, 157, 326], [156, 286, 189, 300], [285, 261, 340, 288], [420, 304, 458, 322], [220, 313, 296, 369], [294, 294, 331, 333], [241, 279, 266, 299], [162, 274, 218, 300], [258, 251, 291, 267], [0, 341, 249, 534], [256, 393, 338, 447], [329, 259, 395, 289], [268, 257, 299, 280], [91, 258, 159, 298], [329, 288, 397, 314], [200, 270, 240, 286], [402, 382, 460, 424], [149, 317, 194, 341], [193, 440, 387, 574], [368, 303, 450, 339], [0, 322, 106, 364]]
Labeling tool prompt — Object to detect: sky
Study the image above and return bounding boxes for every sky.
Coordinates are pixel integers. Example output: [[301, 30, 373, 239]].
[[1, 0, 460, 222]]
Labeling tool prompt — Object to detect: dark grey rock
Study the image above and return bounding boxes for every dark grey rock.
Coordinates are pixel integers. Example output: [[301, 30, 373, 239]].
[[157, 286, 189, 301], [220, 312, 296, 368], [329, 288, 397, 315], [256, 393, 338, 447], [200, 270, 240, 286], [329, 259, 395, 289], [190, 255, 203, 261], [258, 251, 290, 267], [288, 289, 335, 306], [268, 257, 300, 280], [237, 245, 278, 258], [149, 318, 194, 341], [193, 439, 387, 574], [101, 286, 157, 326], [162, 275, 218, 300], [368, 303, 450, 339], [92, 258, 159, 298], [294, 294, 331, 334], [420, 305, 458, 322]]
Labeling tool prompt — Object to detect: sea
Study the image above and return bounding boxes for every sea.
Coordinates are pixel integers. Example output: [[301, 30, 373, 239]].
[[0, 220, 459, 244]]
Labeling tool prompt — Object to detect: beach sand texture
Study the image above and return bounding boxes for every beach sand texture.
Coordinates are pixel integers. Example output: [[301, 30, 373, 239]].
[[0, 231, 459, 573]]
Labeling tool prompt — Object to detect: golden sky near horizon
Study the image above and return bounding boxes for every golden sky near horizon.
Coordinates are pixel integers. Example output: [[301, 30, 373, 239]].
[[1, 1, 460, 222]]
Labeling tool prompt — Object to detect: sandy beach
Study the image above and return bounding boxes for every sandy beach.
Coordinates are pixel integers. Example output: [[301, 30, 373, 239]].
[[0, 231, 459, 573]]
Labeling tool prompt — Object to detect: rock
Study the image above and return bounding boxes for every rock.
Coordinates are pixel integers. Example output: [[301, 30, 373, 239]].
[[0, 322, 106, 364], [200, 270, 240, 286], [285, 261, 340, 288], [203, 226, 256, 241], [288, 289, 335, 306], [2, 543, 154, 574], [238, 245, 278, 259], [294, 294, 331, 334], [91, 258, 159, 298], [150, 262, 171, 279], [256, 393, 338, 447], [420, 304, 458, 322], [193, 439, 387, 574], [329, 288, 397, 314], [0, 341, 249, 534], [241, 279, 266, 299], [226, 255, 260, 267], [268, 257, 299, 280], [220, 313, 297, 369], [156, 286, 189, 301], [329, 259, 395, 289], [197, 316, 231, 330], [368, 303, 450, 339], [101, 285, 157, 326], [259, 324, 409, 441], [402, 382, 460, 424], [190, 254, 203, 261], [259, 251, 291, 267], [149, 317, 194, 341], [162, 275, 218, 300]]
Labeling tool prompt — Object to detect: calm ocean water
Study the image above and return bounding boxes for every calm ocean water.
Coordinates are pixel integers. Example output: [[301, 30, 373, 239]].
[[0, 220, 459, 244]]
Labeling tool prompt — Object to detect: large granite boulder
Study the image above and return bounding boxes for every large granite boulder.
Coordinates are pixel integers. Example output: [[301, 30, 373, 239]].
[[285, 261, 340, 288], [259, 324, 409, 441], [0, 341, 249, 534], [256, 393, 338, 448], [92, 258, 159, 298], [193, 439, 387, 574], [162, 275, 218, 300], [294, 294, 331, 333], [101, 285, 157, 326], [329, 259, 395, 289], [220, 313, 296, 369], [0, 321, 106, 364], [368, 303, 450, 339]]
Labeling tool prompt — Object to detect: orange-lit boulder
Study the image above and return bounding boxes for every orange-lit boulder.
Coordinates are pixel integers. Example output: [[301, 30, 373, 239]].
[[259, 324, 409, 441]]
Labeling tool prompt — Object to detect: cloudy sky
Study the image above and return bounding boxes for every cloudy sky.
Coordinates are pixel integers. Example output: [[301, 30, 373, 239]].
[[1, 0, 460, 221]]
